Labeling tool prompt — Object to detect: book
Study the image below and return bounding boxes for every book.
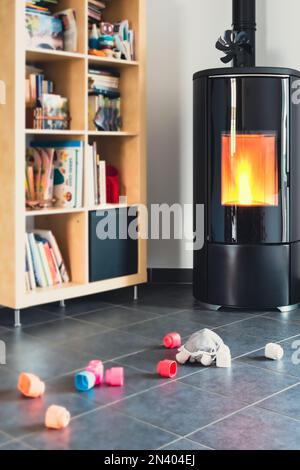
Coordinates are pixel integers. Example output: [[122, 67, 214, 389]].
[[33, 230, 70, 283], [26, 12, 64, 50], [36, 240, 53, 286], [56, 9, 78, 52], [87, 144, 96, 206], [25, 234, 36, 290], [28, 233, 47, 288], [98, 159, 107, 205]]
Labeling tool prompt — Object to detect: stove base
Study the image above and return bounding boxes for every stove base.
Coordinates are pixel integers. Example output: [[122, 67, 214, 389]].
[[194, 241, 300, 310], [196, 301, 300, 313]]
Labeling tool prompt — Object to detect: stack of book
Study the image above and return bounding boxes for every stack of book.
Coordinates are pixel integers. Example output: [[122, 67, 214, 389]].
[[25, 230, 70, 291], [87, 142, 120, 206], [88, 68, 121, 131], [88, 0, 107, 26], [26, 65, 54, 107], [26, 141, 83, 210], [26, 1, 78, 52], [87, 142, 107, 206], [25, 65, 70, 130]]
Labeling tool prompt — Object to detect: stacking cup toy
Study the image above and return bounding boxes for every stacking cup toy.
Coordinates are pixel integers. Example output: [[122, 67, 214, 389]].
[[105, 368, 124, 387], [163, 332, 181, 349], [157, 360, 177, 378], [265, 343, 284, 361], [18, 373, 45, 398], [86, 360, 104, 385], [74, 371, 96, 392], [45, 405, 70, 430]]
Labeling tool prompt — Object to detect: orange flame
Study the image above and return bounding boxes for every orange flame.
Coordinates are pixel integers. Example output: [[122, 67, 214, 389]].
[[221, 134, 278, 207]]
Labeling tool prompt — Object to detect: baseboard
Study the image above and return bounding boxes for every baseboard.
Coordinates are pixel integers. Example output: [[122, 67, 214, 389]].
[[148, 268, 193, 284]]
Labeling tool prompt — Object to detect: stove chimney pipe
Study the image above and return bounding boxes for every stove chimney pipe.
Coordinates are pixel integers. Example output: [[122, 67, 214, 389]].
[[232, 0, 256, 66]]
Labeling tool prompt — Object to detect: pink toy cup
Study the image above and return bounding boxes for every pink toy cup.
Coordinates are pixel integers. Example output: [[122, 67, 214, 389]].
[[105, 368, 124, 387], [157, 360, 177, 378], [163, 332, 181, 349], [86, 360, 104, 386], [45, 405, 71, 430]]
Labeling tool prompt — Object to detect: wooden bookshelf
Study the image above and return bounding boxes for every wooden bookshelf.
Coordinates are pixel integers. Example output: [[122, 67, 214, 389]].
[[0, 0, 147, 311]]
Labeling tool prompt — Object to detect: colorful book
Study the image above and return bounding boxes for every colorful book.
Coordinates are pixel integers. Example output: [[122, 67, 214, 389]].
[[25, 234, 37, 290], [33, 230, 70, 283], [28, 233, 47, 288]]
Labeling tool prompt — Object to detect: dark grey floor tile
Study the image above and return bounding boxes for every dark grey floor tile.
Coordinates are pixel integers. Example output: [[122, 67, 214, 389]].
[[218, 316, 300, 344], [115, 346, 203, 379], [113, 381, 245, 436], [0, 308, 58, 328], [39, 293, 112, 317], [22, 407, 176, 450], [204, 328, 267, 358], [236, 337, 300, 379], [0, 330, 46, 361], [258, 384, 300, 420], [180, 362, 297, 404], [162, 439, 211, 451], [0, 431, 12, 447], [112, 285, 197, 315], [0, 372, 97, 438], [190, 406, 300, 450], [175, 309, 255, 329], [5, 340, 92, 380], [22, 318, 110, 345], [262, 309, 300, 324], [0, 440, 34, 450], [75, 305, 159, 329], [63, 330, 156, 362], [119, 314, 207, 342]]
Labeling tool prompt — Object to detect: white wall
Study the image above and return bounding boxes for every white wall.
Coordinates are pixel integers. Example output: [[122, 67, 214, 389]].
[[147, 0, 300, 269]]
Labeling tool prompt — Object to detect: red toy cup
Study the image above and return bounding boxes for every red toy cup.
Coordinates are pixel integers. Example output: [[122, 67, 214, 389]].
[[157, 360, 177, 378], [163, 332, 181, 349], [105, 367, 124, 387], [86, 360, 104, 386]]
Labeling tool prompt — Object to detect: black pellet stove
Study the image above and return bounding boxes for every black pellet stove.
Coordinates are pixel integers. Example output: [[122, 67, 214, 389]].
[[194, 0, 300, 311]]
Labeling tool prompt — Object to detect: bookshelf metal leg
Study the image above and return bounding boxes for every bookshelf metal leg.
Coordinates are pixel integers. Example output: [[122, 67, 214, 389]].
[[14, 310, 21, 328], [134, 286, 138, 301], [59, 300, 66, 308]]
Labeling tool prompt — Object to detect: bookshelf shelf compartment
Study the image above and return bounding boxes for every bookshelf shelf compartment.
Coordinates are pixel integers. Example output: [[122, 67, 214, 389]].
[[25, 130, 86, 136], [26, 208, 86, 217], [88, 56, 139, 69], [26, 49, 86, 63], [87, 131, 139, 137]]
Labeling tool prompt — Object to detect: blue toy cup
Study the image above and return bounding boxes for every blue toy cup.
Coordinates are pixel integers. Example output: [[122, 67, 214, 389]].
[[74, 371, 96, 392]]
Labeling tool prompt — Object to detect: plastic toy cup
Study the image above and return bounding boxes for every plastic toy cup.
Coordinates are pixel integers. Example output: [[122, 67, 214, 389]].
[[157, 360, 177, 378], [265, 343, 284, 361], [163, 332, 181, 349], [74, 371, 96, 392], [45, 405, 71, 430], [18, 373, 45, 398], [86, 360, 104, 386], [105, 368, 124, 387]]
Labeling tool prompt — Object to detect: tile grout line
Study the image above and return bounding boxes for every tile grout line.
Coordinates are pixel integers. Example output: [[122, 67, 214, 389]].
[[157, 437, 214, 451]]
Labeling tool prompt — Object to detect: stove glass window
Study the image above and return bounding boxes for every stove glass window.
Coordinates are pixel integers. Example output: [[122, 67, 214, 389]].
[[221, 133, 278, 207]]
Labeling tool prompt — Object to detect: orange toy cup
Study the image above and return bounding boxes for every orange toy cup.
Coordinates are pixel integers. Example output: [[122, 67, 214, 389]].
[[157, 360, 177, 378], [45, 405, 71, 430], [18, 373, 45, 398], [163, 332, 181, 349]]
